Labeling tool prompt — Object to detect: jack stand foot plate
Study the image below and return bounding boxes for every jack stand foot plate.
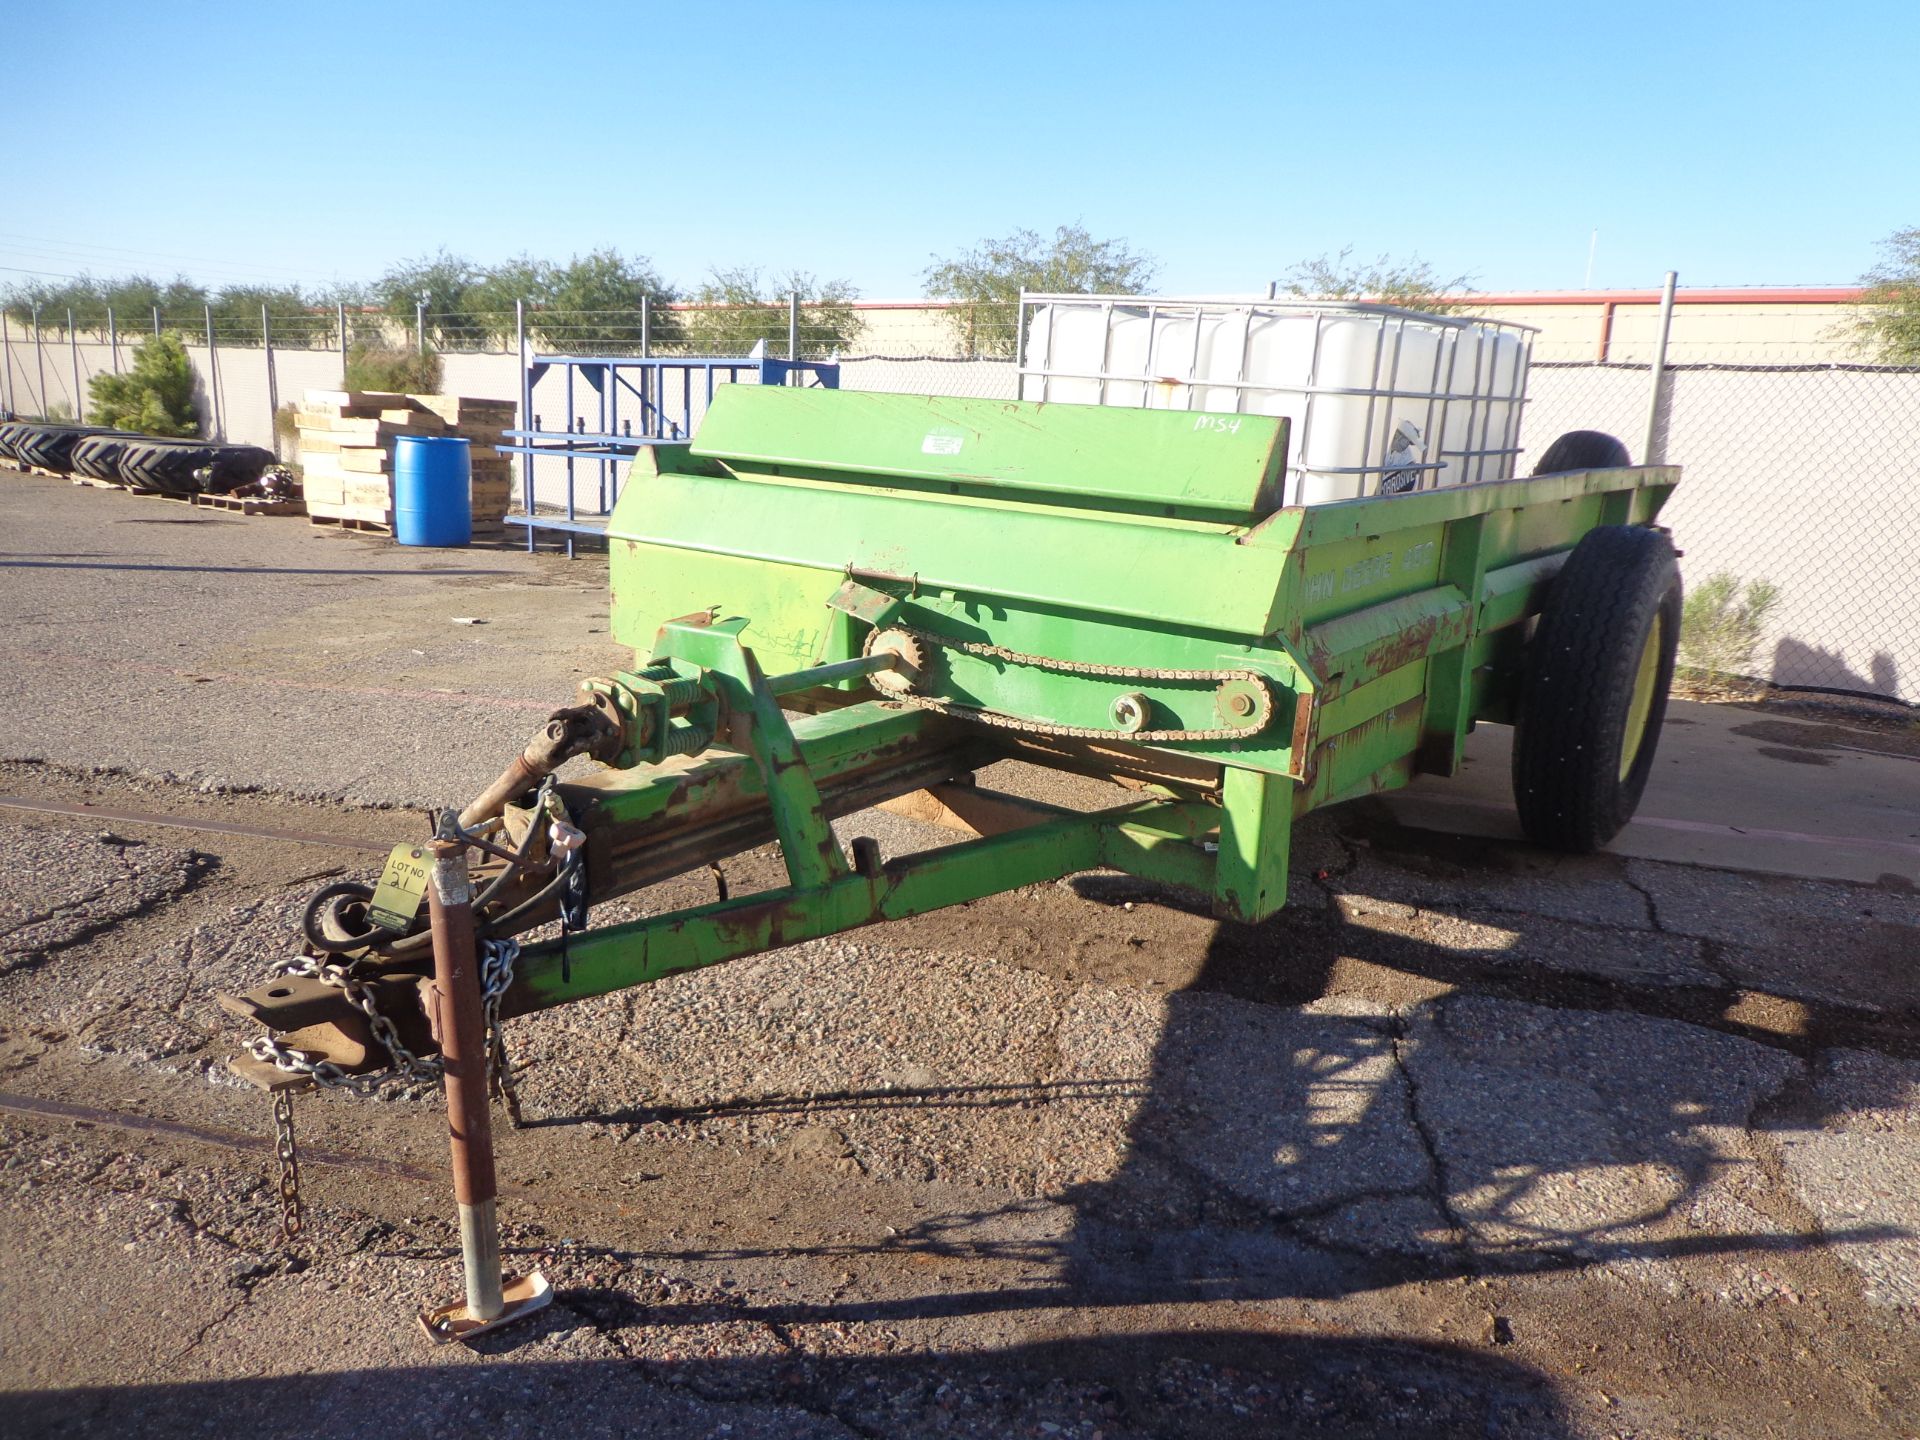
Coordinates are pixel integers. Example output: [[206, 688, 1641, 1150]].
[[418, 1271, 552, 1344]]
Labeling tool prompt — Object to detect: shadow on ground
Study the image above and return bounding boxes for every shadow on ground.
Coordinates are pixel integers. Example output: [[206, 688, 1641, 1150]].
[[9, 1330, 1573, 1439], [528, 804, 1916, 1324]]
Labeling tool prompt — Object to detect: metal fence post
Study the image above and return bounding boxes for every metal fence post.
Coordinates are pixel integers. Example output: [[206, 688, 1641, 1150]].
[[263, 303, 280, 457], [32, 304, 47, 420], [640, 295, 650, 359], [338, 302, 349, 385], [204, 303, 221, 440], [108, 307, 119, 373], [516, 298, 534, 552], [67, 309, 83, 421], [1, 311, 12, 416], [1643, 270, 1677, 464], [788, 290, 800, 373], [152, 305, 161, 338], [417, 293, 428, 355]]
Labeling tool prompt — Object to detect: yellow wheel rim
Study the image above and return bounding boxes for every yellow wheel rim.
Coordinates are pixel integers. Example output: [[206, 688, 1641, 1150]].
[[1619, 612, 1663, 781]]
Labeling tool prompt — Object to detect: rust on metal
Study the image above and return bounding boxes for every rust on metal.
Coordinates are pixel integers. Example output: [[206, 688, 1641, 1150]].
[[1296, 695, 1427, 812], [218, 970, 439, 1079], [419, 1272, 553, 1345], [1288, 691, 1317, 783], [1362, 611, 1445, 679], [416, 823, 549, 1342], [828, 577, 903, 628], [1300, 590, 1474, 700], [427, 836, 495, 1210], [458, 704, 613, 829]]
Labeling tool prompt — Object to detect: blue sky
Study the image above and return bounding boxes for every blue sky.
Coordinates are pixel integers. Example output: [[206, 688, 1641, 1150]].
[[10, 0, 1917, 298]]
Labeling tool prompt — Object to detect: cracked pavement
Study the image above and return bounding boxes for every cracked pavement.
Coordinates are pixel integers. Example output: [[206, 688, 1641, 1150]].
[[2, 471, 1918, 1438]]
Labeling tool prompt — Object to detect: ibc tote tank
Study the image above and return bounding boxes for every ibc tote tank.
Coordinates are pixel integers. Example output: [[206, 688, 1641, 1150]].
[[1019, 295, 1534, 506]]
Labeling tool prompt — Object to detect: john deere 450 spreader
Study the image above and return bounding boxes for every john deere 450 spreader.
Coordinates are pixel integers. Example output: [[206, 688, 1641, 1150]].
[[221, 386, 1679, 1338]]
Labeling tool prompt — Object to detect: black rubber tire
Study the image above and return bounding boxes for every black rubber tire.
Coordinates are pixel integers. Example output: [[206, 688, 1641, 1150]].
[[12, 424, 116, 474], [70, 434, 138, 481], [118, 439, 212, 492], [302, 882, 382, 954], [0, 422, 24, 462], [196, 443, 274, 494], [115, 440, 188, 491], [1511, 524, 1682, 852], [118, 439, 272, 494], [1531, 429, 1631, 475]]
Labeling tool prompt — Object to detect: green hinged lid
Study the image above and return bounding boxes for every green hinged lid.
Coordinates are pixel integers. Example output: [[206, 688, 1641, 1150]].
[[691, 388, 1290, 524]]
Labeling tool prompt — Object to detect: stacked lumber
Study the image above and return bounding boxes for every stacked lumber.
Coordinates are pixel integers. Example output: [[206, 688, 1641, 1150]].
[[295, 391, 517, 537]]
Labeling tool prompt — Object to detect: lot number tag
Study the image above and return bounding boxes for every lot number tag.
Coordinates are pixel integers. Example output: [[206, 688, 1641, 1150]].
[[368, 844, 432, 931]]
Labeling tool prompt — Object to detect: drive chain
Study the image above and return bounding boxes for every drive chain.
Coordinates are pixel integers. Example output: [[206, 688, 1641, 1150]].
[[864, 623, 1276, 743]]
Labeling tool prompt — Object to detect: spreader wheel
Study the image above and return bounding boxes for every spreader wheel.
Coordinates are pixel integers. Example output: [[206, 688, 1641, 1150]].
[[1512, 524, 1681, 852], [1531, 429, 1631, 475]]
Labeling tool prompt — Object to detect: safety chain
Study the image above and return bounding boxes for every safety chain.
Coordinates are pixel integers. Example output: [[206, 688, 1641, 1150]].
[[248, 937, 523, 1236], [864, 623, 1277, 743], [245, 954, 444, 1092], [481, 937, 524, 1127], [272, 1088, 302, 1239]]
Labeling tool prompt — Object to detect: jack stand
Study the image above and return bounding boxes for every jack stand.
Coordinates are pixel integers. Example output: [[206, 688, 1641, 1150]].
[[416, 818, 550, 1344]]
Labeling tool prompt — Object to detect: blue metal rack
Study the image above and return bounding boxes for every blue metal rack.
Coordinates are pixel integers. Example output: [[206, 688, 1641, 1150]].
[[499, 354, 840, 555]]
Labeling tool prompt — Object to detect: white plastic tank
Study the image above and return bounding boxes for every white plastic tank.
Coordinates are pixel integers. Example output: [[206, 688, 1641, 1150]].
[[1020, 295, 1535, 506]]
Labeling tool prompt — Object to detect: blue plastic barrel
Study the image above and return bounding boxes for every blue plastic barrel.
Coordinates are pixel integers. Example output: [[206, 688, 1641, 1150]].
[[392, 435, 472, 546]]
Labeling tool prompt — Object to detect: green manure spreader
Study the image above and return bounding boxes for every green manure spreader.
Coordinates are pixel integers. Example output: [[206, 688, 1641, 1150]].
[[222, 386, 1679, 1337]]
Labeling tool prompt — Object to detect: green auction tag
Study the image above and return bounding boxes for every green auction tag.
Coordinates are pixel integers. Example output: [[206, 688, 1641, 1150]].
[[368, 843, 432, 931]]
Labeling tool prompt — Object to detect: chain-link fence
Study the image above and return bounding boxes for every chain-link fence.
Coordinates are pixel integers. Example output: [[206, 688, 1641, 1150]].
[[4, 302, 1914, 705], [1524, 359, 1920, 705], [0, 304, 1030, 442]]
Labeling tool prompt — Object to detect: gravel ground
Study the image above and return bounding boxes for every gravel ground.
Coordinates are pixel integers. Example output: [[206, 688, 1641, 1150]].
[[0, 826, 209, 969], [2, 469, 1918, 1438]]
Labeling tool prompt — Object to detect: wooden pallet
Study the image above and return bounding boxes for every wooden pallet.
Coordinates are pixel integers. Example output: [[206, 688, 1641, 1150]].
[[309, 511, 505, 540], [107, 484, 297, 515], [70, 475, 126, 489], [308, 513, 392, 533], [192, 492, 305, 517]]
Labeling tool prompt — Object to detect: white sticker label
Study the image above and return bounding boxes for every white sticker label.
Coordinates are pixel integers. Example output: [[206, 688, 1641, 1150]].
[[921, 434, 964, 456]]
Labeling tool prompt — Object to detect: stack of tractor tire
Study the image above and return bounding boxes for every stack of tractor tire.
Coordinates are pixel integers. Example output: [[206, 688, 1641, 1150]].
[[0, 422, 125, 474], [0, 420, 37, 462], [70, 433, 139, 481], [118, 438, 274, 495], [0, 420, 271, 494]]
